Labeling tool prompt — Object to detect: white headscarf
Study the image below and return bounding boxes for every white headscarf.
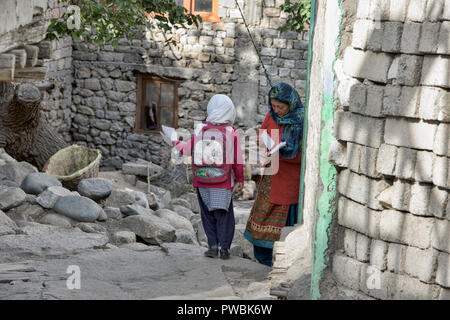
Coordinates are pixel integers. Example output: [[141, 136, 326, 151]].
[[206, 94, 236, 125]]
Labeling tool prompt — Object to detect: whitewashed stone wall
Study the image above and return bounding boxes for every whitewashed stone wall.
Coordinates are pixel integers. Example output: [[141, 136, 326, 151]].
[[330, 0, 449, 299], [69, 0, 309, 168]]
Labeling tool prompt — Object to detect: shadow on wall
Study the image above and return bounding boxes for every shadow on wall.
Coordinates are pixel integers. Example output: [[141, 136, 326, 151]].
[[331, 0, 449, 299]]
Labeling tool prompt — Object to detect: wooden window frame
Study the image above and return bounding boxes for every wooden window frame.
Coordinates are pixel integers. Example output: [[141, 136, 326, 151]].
[[182, 0, 221, 23], [135, 74, 179, 135]]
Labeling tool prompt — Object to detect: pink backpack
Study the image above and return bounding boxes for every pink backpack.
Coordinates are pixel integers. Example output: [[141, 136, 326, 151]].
[[192, 122, 234, 184]]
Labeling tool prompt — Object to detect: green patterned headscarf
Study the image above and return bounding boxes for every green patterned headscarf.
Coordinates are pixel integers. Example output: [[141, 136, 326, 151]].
[[268, 82, 304, 159]]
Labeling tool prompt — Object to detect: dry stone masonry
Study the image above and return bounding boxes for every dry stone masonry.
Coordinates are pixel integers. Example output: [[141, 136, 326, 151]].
[[329, 0, 450, 299], [68, 0, 308, 169]]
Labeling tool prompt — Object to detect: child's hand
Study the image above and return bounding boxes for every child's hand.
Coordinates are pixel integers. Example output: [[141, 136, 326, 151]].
[[237, 182, 244, 192]]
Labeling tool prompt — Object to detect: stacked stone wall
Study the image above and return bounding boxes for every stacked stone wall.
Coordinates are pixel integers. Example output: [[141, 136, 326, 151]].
[[69, 0, 308, 168], [330, 0, 449, 299]]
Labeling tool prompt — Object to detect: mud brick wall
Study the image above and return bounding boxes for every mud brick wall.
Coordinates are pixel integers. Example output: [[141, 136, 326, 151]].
[[330, 0, 449, 299]]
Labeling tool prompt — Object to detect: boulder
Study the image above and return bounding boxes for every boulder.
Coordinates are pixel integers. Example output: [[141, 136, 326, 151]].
[[53, 195, 104, 222], [121, 215, 175, 245], [104, 189, 136, 208], [5, 203, 44, 222], [77, 178, 116, 200], [75, 222, 107, 234], [0, 161, 38, 185], [171, 205, 195, 221], [154, 209, 196, 234], [36, 186, 73, 209], [120, 204, 153, 216], [104, 207, 123, 220], [191, 215, 208, 246], [97, 210, 108, 221], [39, 212, 74, 228], [0, 209, 18, 236], [149, 185, 172, 209], [126, 188, 149, 208], [20, 172, 62, 195], [174, 229, 198, 245], [0, 222, 109, 257], [170, 198, 192, 210], [0, 187, 27, 210], [0, 152, 16, 163], [122, 160, 164, 179], [146, 192, 158, 210], [180, 193, 200, 213], [112, 231, 136, 245]]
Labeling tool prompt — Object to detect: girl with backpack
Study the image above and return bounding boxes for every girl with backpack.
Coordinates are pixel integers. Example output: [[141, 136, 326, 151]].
[[173, 94, 244, 259]]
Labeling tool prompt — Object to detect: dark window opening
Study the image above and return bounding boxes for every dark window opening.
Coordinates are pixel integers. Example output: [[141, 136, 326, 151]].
[[135, 74, 179, 134]]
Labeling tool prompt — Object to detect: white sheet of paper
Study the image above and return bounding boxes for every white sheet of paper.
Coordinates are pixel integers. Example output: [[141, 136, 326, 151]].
[[260, 130, 275, 150], [269, 141, 287, 155], [161, 125, 177, 142]]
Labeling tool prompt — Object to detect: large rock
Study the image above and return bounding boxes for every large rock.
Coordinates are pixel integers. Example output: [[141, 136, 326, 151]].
[[0, 209, 18, 236], [0, 222, 109, 258], [112, 231, 136, 245], [149, 185, 172, 209], [180, 193, 200, 213], [122, 160, 164, 179], [0, 187, 27, 210], [120, 204, 153, 216], [170, 198, 192, 210], [126, 188, 149, 208], [171, 205, 195, 221], [20, 173, 62, 195], [191, 215, 208, 246], [39, 212, 75, 228], [0, 161, 38, 185], [154, 209, 196, 234], [5, 203, 45, 222], [104, 207, 122, 220], [146, 192, 158, 210], [121, 215, 176, 245], [174, 229, 198, 245], [53, 195, 104, 222], [77, 178, 116, 200], [104, 189, 136, 208], [36, 186, 74, 209]]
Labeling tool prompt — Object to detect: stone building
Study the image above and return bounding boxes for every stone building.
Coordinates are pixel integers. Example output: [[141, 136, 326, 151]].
[[67, 0, 309, 169], [277, 0, 450, 300]]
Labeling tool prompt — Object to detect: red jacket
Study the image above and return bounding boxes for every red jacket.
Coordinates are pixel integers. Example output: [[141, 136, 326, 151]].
[[260, 112, 302, 205], [175, 124, 244, 190]]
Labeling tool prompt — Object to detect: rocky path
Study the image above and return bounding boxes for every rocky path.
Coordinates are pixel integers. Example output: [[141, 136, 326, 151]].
[[0, 149, 275, 300], [0, 242, 272, 300], [0, 200, 272, 300]]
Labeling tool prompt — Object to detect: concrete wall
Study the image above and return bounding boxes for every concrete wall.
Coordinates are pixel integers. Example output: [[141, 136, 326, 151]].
[[328, 0, 450, 299], [69, 0, 309, 168]]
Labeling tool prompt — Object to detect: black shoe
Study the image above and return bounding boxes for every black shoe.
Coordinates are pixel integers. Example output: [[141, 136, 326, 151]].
[[204, 248, 218, 258], [219, 249, 230, 260]]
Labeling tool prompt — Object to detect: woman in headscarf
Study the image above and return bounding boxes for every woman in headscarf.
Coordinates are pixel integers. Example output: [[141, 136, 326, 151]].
[[244, 82, 304, 266]]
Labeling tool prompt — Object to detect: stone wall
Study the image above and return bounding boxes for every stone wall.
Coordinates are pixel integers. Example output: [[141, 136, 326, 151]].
[[0, 0, 73, 144], [329, 0, 449, 299], [39, 36, 73, 144], [69, 0, 309, 168]]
